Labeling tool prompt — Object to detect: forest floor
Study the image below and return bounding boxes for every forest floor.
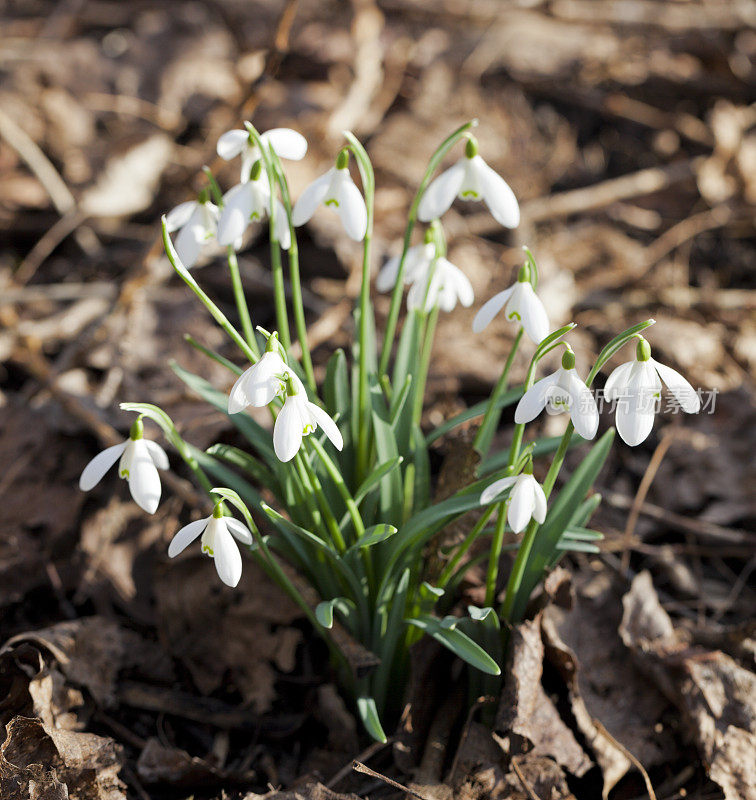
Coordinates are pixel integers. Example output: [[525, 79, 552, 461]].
[[0, 1, 754, 799]]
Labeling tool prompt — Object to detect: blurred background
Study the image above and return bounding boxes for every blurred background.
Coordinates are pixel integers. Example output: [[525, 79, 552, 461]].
[[0, 1, 754, 799]]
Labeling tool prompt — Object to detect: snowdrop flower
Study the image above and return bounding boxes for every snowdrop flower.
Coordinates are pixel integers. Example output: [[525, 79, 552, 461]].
[[472, 260, 549, 344], [79, 418, 168, 514], [217, 160, 291, 250], [604, 338, 701, 446], [480, 466, 547, 533], [292, 149, 367, 241], [227, 333, 302, 413], [168, 503, 253, 588], [418, 136, 519, 228], [165, 196, 219, 268], [407, 255, 474, 313], [274, 376, 343, 462], [217, 126, 307, 183], [376, 240, 436, 294], [515, 349, 599, 440]]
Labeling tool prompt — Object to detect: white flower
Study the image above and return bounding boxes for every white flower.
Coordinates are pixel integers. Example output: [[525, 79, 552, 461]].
[[228, 337, 304, 413], [418, 138, 519, 228], [604, 339, 701, 446], [480, 471, 547, 533], [168, 507, 253, 588], [407, 256, 474, 313], [273, 379, 343, 462], [292, 151, 367, 241], [217, 163, 291, 250], [473, 276, 549, 344], [165, 200, 219, 268], [79, 420, 168, 514], [514, 352, 599, 440], [217, 126, 307, 183], [376, 241, 436, 293]]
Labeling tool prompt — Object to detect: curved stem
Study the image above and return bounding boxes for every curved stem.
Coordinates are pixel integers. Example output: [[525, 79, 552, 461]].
[[226, 246, 256, 348], [437, 503, 497, 588], [378, 119, 478, 378]]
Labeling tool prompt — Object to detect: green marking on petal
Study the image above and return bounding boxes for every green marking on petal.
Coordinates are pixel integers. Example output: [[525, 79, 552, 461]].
[[460, 190, 480, 199], [507, 310, 521, 321], [325, 199, 339, 207], [119, 469, 129, 479]]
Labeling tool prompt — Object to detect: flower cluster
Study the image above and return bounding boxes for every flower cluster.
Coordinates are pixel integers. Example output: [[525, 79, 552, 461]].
[[77, 120, 703, 741]]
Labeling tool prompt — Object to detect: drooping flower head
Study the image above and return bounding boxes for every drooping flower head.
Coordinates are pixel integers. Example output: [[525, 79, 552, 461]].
[[604, 337, 701, 446], [418, 136, 520, 228], [165, 192, 219, 268], [273, 375, 344, 462], [79, 417, 168, 514], [480, 462, 547, 533], [228, 332, 299, 413], [168, 502, 254, 588], [217, 159, 291, 250], [407, 254, 474, 313], [217, 126, 307, 183], [472, 256, 549, 344], [292, 148, 367, 241], [515, 348, 599, 440]]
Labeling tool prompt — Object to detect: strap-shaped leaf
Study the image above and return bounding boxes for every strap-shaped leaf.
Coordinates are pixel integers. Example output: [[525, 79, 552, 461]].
[[426, 386, 523, 446], [324, 348, 350, 421], [357, 696, 387, 743], [406, 615, 501, 676], [353, 457, 403, 506], [206, 443, 281, 493]]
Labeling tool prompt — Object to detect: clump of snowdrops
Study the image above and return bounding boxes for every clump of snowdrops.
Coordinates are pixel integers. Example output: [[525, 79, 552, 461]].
[[80, 120, 701, 740]]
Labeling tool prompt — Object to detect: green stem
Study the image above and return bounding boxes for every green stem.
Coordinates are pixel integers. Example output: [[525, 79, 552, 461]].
[[500, 422, 574, 623], [269, 148, 316, 393], [412, 305, 439, 427], [309, 438, 365, 539], [270, 235, 291, 350], [161, 218, 258, 362], [298, 450, 347, 554], [484, 502, 508, 606], [378, 120, 478, 379], [183, 334, 241, 375], [473, 327, 523, 458], [437, 503, 497, 588], [226, 246, 256, 349]]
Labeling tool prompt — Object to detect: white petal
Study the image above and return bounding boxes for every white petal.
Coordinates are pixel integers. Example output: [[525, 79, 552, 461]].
[[440, 259, 474, 307], [566, 371, 599, 440], [603, 361, 634, 402], [650, 358, 700, 413], [228, 365, 254, 414], [407, 274, 432, 312], [127, 439, 162, 513], [404, 242, 436, 283], [376, 254, 401, 293], [292, 170, 333, 226], [273, 398, 305, 462], [472, 286, 515, 333], [217, 129, 248, 160], [514, 371, 560, 424], [225, 517, 254, 545], [217, 184, 254, 246], [480, 476, 517, 505], [508, 476, 535, 533], [336, 175, 367, 240], [165, 201, 197, 232], [474, 156, 520, 228], [212, 521, 243, 587], [616, 362, 657, 446], [245, 352, 287, 407], [262, 128, 307, 160], [307, 402, 343, 451], [417, 161, 466, 221], [79, 442, 127, 491], [168, 517, 210, 557], [174, 218, 205, 268], [144, 440, 169, 470], [515, 283, 550, 344], [273, 200, 292, 250], [532, 480, 547, 523]]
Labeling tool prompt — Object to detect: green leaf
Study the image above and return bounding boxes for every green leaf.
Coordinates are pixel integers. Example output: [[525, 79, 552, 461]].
[[356, 696, 387, 743], [467, 605, 497, 622], [481, 432, 583, 475], [316, 600, 336, 628], [509, 428, 615, 622], [555, 540, 601, 554], [206, 443, 281, 493], [349, 524, 397, 551], [353, 457, 403, 506], [370, 382, 403, 524], [561, 526, 604, 541], [324, 349, 350, 420], [405, 615, 501, 676]]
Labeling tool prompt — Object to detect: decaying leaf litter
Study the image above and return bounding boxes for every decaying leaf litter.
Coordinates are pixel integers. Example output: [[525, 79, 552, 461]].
[[0, 1, 754, 798]]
